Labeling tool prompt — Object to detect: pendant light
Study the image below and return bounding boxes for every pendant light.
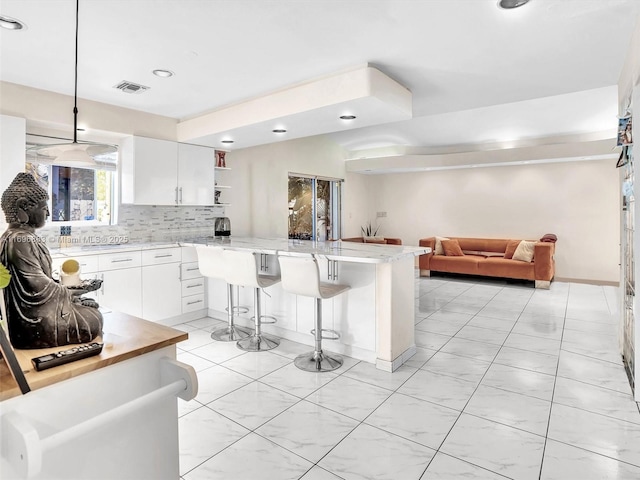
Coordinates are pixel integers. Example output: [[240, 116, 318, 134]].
[[28, 0, 116, 167]]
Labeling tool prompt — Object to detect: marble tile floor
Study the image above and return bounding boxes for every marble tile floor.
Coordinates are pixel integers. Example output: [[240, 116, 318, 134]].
[[174, 274, 640, 480]]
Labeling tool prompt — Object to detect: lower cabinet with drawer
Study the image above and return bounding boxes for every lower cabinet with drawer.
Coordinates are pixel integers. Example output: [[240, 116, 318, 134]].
[[98, 250, 143, 317], [180, 260, 206, 317], [52, 252, 142, 317], [52, 245, 206, 324], [142, 247, 182, 322]]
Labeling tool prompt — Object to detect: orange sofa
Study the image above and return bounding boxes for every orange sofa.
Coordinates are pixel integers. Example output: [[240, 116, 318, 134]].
[[418, 236, 555, 288], [341, 237, 403, 245]]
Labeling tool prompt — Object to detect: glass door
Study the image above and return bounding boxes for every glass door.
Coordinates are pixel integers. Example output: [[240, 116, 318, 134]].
[[622, 146, 635, 394], [288, 174, 342, 241]]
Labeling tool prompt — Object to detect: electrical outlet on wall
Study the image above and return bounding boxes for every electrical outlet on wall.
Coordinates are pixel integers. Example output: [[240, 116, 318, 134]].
[[376, 212, 387, 218]]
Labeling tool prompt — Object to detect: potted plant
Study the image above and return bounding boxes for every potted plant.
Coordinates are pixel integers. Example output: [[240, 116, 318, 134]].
[[361, 221, 380, 238]]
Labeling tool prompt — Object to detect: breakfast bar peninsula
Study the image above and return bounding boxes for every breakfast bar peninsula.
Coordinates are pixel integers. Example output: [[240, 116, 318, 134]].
[[182, 237, 430, 371]]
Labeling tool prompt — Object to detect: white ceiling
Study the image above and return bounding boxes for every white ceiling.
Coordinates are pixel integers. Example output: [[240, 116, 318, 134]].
[[0, 0, 638, 153]]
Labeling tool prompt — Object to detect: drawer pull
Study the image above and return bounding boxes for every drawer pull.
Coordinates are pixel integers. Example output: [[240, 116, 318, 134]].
[[186, 283, 203, 288], [186, 299, 203, 306], [111, 258, 133, 263], [186, 267, 199, 272], [154, 254, 174, 258]]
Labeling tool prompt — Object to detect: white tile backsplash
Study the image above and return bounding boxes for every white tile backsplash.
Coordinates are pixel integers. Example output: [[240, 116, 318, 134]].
[[36, 204, 219, 247]]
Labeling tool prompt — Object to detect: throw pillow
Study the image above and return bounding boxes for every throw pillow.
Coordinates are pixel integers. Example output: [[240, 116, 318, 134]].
[[504, 240, 520, 259], [435, 236, 450, 255], [513, 240, 536, 262], [442, 239, 464, 256]]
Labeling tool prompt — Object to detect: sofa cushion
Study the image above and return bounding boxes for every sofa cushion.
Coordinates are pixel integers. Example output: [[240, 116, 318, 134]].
[[435, 236, 449, 255], [430, 255, 482, 275], [513, 240, 536, 262], [455, 238, 510, 253], [442, 239, 464, 256], [478, 257, 536, 280], [504, 240, 520, 259]]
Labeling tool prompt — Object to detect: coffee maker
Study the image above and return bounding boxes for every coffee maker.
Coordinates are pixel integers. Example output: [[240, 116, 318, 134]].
[[214, 217, 231, 237]]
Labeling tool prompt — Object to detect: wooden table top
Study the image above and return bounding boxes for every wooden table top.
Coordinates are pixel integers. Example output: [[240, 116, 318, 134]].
[[0, 311, 188, 401]]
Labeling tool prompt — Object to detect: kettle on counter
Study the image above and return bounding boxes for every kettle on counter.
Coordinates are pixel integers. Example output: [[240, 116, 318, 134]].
[[214, 217, 231, 237]]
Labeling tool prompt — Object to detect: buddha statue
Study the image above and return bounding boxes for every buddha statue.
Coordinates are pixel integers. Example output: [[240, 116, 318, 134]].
[[0, 173, 103, 349]]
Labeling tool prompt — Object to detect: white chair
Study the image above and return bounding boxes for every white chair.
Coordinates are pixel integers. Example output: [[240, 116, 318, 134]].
[[196, 246, 252, 342], [277, 254, 350, 372], [223, 249, 281, 352]]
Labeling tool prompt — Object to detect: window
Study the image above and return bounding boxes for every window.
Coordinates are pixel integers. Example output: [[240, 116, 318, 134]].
[[26, 136, 117, 225], [25, 162, 115, 224], [288, 174, 342, 241]]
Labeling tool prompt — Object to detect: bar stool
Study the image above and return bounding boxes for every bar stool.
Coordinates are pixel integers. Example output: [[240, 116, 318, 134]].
[[223, 249, 281, 352], [195, 246, 252, 342], [277, 254, 350, 372]]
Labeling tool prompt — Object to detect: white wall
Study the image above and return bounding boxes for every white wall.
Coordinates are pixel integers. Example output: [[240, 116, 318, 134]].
[[360, 160, 620, 283], [0, 115, 27, 225], [0, 82, 176, 141], [224, 135, 348, 237]]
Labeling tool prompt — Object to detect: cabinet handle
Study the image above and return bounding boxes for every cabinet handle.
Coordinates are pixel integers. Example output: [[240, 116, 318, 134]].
[[186, 283, 203, 288], [187, 299, 203, 305], [186, 267, 199, 272], [175, 187, 178, 205], [154, 254, 173, 258], [179, 187, 183, 203], [111, 258, 133, 263]]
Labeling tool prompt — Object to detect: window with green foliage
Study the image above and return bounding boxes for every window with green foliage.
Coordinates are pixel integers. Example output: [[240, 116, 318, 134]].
[[288, 174, 341, 241], [25, 162, 114, 225]]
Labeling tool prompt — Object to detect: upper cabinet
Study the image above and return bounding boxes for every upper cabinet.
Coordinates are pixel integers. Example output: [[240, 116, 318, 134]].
[[121, 136, 216, 206], [177, 143, 216, 205]]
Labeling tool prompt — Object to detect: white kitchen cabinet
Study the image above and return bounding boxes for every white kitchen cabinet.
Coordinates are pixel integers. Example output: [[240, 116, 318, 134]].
[[141, 247, 182, 322], [100, 267, 142, 317], [121, 136, 215, 206], [178, 143, 216, 205], [97, 251, 143, 317], [180, 261, 206, 315], [121, 136, 178, 205]]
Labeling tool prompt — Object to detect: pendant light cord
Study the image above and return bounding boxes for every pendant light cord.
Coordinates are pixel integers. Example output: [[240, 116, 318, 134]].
[[73, 0, 79, 144]]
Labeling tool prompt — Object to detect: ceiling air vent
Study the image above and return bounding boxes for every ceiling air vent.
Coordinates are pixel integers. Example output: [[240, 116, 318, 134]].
[[113, 81, 150, 94]]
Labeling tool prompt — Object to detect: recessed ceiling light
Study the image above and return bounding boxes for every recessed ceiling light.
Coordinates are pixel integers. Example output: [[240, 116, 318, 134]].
[[152, 69, 174, 78], [0, 14, 26, 30], [340, 115, 357, 120], [221, 140, 234, 144], [498, 0, 531, 9], [272, 129, 287, 134]]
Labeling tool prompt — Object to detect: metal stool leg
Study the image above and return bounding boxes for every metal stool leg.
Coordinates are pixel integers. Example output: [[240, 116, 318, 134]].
[[228, 285, 249, 315], [236, 287, 279, 352], [294, 298, 343, 372], [211, 284, 252, 342]]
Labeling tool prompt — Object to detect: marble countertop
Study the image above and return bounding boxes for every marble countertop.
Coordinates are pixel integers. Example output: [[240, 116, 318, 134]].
[[180, 236, 431, 264]]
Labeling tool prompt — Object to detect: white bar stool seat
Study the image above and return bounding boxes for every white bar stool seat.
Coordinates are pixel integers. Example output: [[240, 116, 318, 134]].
[[223, 249, 281, 352], [277, 254, 350, 372], [196, 246, 252, 342]]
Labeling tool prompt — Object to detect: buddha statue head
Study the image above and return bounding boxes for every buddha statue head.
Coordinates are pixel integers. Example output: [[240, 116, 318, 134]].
[[1, 173, 50, 229]]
